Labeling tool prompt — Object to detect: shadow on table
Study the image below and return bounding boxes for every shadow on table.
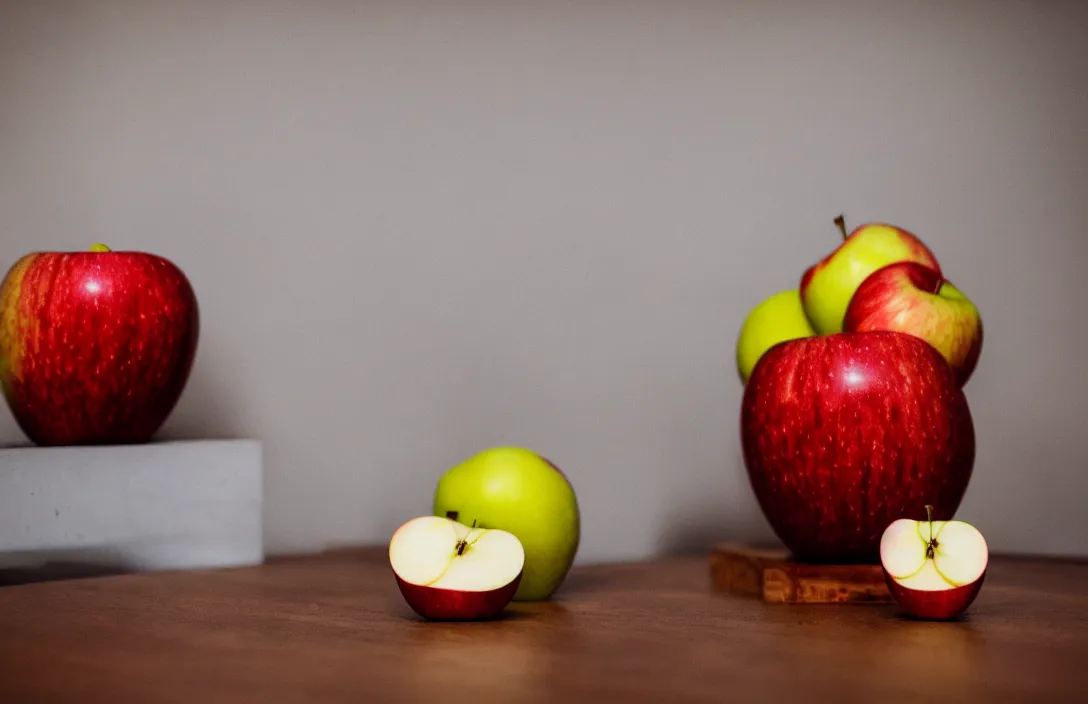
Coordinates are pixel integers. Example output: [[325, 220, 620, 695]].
[[0, 562, 132, 587], [0, 548, 134, 587]]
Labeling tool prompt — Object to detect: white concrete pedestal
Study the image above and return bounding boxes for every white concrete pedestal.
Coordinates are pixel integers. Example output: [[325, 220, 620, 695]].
[[0, 439, 263, 577]]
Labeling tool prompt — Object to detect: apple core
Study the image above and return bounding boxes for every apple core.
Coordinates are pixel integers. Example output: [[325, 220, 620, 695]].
[[389, 516, 525, 593], [388, 515, 527, 621], [879, 506, 988, 592]]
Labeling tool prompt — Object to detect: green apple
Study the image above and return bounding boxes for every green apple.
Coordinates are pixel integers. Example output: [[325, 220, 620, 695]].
[[433, 446, 579, 601], [736, 289, 815, 384], [799, 215, 943, 335]]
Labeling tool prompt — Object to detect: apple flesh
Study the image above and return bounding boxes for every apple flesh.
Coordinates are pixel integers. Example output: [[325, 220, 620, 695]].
[[741, 330, 976, 563], [880, 508, 988, 620], [800, 217, 942, 336], [844, 261, 982, 387], [736, 289, 815, 384], [389, 516, 525, 621]]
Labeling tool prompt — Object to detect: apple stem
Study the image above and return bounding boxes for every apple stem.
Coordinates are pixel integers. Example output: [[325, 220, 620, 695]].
[[924, 504, 937, 559], [454, 520, 478, 556], [834, 215, 848, 240]]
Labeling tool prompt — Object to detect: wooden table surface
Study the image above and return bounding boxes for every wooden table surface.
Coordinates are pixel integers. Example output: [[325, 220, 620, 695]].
[[1, 547, 1086, 703]]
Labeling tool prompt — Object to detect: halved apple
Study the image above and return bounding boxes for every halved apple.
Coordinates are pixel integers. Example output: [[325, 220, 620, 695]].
[[879, 506, 989, 620], [388, 515, 525, 621]]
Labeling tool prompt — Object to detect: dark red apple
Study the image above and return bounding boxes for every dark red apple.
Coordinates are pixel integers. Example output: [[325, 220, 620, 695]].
[[0, 244, 199, 446], [740, 330, 976, 564], [394, 573, 523, 622]]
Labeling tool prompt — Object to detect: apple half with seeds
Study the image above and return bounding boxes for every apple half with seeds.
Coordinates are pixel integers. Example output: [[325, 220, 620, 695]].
[[879, 506, 989, 620], [388, 515, 525, 621]]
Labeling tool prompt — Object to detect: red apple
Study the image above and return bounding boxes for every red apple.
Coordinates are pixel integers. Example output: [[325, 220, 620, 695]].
[[740, 330, 976, 564], [844, 261, 982, 387], [0, 244, 199, 446], [389, 515, 525, 621], [880, 506, 988, 620]]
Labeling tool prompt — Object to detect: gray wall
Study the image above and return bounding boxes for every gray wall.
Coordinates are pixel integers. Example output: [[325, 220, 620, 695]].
[[2, 0, 1086, 562]]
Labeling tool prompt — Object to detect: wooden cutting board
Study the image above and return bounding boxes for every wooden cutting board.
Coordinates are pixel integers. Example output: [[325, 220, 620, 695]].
[[709, 542, 893, 604]]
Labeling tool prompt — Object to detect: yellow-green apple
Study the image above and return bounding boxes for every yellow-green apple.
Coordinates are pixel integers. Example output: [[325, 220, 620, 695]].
[[388, 515, 525, 621], [736, 290, 815, 384], [0, 243, 199, 446], [880, 506, 988, 620], [740, 330, 975, 563], [844, 262, 982, 387], [800, 216, 942, 335], [433, 446, 579, 601]]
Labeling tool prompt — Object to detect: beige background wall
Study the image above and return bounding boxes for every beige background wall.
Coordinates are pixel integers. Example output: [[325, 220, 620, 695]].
[[2, 0, 1086, 562]]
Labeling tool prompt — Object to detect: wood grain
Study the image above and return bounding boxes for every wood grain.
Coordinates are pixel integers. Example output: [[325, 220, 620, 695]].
[[709, 542, 893, 603], [1, 547, 1087, 703]]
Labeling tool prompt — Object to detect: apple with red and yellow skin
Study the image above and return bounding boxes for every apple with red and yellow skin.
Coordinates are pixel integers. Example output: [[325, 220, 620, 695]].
[[389, 515, 525, 621], [740, 329, 976, 564], [844, 261, 982, 387], [800, 216, 943, 336], [880, 506, 989, 620], [0, 244, 199, 446]]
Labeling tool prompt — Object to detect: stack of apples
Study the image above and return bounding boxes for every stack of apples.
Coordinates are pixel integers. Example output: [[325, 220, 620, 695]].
[[735, 216, 989, 619], [388, 447, 580, 621]]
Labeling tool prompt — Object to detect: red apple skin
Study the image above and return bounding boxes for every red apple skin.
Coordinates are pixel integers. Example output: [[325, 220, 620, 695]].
[[844, 261, 983, 387], [883, 569, 986, 620], [394, 572, 522, 621], [740, 330, 976, 564], [0, 249, 199, 446]]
